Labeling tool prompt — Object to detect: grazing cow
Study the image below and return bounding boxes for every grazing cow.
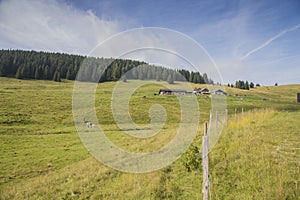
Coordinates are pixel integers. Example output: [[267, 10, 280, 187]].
[[83, 118, 94, 128]]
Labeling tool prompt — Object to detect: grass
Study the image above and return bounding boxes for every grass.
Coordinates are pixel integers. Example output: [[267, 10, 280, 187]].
[[0, 77, 299, 199], [211, 110, 300, 199]]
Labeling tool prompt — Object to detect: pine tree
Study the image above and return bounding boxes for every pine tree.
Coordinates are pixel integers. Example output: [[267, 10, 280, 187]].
[[193, 72, 201, 83], [162, 69, 168, 81], [34, 67, 40, 79], [167, 74, 174, 84], [53, 71, 61, 82], [16, 66, 23, 79], [189, 72, 194, 82], [112, 63, 120, 81], [245, 81, 250, 90], [131, 68, 138, 79], [235, 81, 240, 89], [138, 68, 144, 80], [66, 67, 72, 80], [147, 68, 152, 79], [155, 71, 161, 81], [203, 73, 209, 84]]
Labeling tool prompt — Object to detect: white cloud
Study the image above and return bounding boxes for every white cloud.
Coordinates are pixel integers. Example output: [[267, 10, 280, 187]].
[[0, 0, 120, 55], [0, 0, 215, 74]]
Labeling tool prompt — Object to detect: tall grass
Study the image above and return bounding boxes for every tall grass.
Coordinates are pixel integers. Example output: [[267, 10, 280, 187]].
[[210, 109, 300, 199]]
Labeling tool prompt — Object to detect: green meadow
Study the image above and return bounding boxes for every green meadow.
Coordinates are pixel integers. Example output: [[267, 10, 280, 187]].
[[0, 77, 299, 199]]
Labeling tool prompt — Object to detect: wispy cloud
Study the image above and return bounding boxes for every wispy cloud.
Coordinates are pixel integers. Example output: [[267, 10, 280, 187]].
[[240, 24, 300, 60], [0, 0, 120, 55]]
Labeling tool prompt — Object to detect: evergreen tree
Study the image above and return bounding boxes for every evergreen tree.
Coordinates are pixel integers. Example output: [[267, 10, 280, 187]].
[[162, 69, 168, 81], [15, 66, 23, 79], [167, 74, 174, 84], [66, 67, 73, 80], [53, 71, 61, 82], [131, 68, 138, 79], [44, 65, 51, 80], [189, 72, 194, 82], [240, 80, 245, 89], [34, 67, 40, 79], [245, 81, 250, 90], [138, 68, 144, 80], [155, 71, 161, 81], [235, 81, 240, 89], [203, 73, 209, 84], [193, 72, 201, 83], [147, 68, 152, 79], [111, 63, 120, 81]]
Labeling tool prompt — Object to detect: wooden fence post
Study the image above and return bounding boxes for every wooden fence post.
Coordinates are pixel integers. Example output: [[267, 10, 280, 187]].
[[202, 123, 209, 200], [242, 107, 244, 117]]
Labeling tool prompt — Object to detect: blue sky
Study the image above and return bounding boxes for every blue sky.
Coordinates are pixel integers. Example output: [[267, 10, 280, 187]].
[[0, 0, 299, 85]]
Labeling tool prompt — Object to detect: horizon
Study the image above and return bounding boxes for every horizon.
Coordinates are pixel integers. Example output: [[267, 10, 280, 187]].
[[0, 0, 299, 85]]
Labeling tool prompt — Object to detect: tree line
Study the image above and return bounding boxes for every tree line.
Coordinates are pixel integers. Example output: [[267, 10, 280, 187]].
[[0, 49, 214, 84], [228, 80, 260, 90]]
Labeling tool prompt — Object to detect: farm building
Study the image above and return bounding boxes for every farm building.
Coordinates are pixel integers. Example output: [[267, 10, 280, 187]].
[[193, 88, 202, 95], [201, 88, 210, 94], [193, 88, 210, 95], [211, 89, 227, 96], [159, 89, 187, 95]]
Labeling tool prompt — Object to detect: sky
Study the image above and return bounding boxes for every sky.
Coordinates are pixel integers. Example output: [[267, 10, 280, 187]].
[[0, 0, 299, 85]]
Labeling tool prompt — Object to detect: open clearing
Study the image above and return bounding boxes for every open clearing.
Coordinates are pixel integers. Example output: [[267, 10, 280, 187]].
[[0, 77, 299, 199]]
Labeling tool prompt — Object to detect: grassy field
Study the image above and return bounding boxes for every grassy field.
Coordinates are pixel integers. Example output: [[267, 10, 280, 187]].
[[0, 77, 299, 199]]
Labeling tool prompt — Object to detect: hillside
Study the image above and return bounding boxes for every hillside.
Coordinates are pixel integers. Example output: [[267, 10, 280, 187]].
[[0, 78, 299, 199]]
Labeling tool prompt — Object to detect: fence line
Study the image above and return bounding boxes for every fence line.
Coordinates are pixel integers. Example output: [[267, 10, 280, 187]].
[[202, 107, 244, 199]]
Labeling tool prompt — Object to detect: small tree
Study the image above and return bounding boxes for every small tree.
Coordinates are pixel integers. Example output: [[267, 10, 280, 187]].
[[181, 144, 201, 172], [250, 82, 254, 88], [275, 83, 278, 86]]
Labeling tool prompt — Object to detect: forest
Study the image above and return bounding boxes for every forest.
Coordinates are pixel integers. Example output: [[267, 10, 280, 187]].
[[0, 49, 213, 84]]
